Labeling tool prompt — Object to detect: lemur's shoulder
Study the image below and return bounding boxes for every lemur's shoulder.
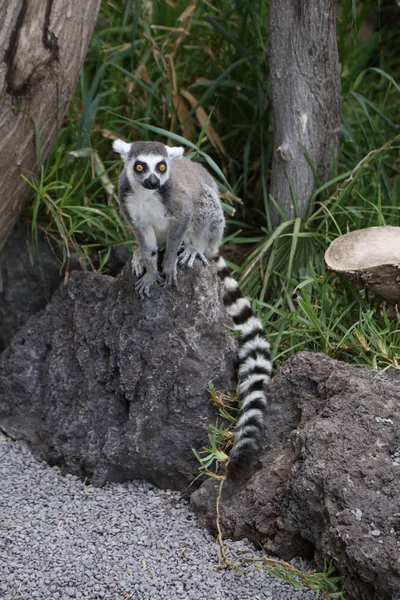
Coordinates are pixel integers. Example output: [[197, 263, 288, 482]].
[[170, 158, 216, 193]]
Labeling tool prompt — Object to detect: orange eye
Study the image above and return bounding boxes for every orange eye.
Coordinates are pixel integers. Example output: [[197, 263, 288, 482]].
[[158, 163, 167, 172], [135, 164, 144, 172]]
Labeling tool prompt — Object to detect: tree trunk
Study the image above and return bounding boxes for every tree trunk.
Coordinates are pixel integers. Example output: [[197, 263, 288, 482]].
[[268, 0, 341, 226], [0, 0, 101, 251]]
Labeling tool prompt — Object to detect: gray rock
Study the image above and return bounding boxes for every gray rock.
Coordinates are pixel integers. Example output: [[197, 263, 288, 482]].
[[0, 225, 72, 351], [0, 262, 237, 491], [191, 352, 400, 600], [0, 224, 132, 351]]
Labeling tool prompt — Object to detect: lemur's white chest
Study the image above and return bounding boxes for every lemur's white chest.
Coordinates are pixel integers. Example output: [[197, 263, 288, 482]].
[[125, 191, 171, 244]]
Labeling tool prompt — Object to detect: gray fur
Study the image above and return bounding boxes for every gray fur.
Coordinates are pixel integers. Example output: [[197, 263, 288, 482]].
[[113, 140, 224, 297], [128, 141, 168, 159]]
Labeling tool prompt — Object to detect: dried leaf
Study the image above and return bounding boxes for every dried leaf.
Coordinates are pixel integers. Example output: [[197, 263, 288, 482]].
[[180, 89, 226, 156], [171, 0, 196, 55], [219, 190, 243, 204], [91, 150, 118, 205], [172, 92, 196, 140], [103, 42, 132, 57], [70, 147, 118, 205], [178, 2, 196, 24], [97, 127, 119, 140]]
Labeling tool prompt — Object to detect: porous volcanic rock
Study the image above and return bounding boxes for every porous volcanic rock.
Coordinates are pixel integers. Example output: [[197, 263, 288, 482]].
[[0, 262, 237, 491], [191, 352, 400, 600], [0, 224, 132, 351], [0, 225, 73, 351]]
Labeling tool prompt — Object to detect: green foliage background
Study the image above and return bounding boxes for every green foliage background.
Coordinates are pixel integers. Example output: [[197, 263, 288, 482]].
[[24, 0, 400, 370]]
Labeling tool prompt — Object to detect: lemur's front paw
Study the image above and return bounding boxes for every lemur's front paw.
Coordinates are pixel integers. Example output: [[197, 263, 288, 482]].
[[131, 249, 145, 277], [162, 262, 178, 288], [135, 272, 161, 299]]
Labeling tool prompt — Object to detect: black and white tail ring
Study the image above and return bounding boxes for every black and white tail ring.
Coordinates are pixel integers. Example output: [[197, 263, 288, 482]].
[[214, 255, 272, 473]]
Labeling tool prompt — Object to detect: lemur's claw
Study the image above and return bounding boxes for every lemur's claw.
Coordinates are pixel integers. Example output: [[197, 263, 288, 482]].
[[162, 274, 178, 289], [161, 265, 178, 288], [134, 265, 145, 278], [135, 272, 160, 298], [178, 248, 208, 268]]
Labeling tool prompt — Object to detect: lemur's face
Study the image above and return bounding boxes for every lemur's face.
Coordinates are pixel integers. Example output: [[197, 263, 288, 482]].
[[113, 140, 184, 192], [130, 153, 169, 190]]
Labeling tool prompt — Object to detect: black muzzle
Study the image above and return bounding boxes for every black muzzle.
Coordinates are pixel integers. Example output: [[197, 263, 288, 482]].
[[143, 174, 160, 190]]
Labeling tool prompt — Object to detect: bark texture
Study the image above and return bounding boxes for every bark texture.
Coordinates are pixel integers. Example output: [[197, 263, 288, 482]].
[[0, 0, 101, 251], [268, 0, 341, 224]]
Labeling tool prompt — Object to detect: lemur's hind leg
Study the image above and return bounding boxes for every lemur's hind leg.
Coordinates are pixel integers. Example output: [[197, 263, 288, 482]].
[[179, 184, 224, 268], [205, 238, 222, 261], [179, 221, 209, 267]]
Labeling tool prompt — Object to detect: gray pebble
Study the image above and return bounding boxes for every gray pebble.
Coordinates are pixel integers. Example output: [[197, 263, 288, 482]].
[[0, 438, 316, 600]]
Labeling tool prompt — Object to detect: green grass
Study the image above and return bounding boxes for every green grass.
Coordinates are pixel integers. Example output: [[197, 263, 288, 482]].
[[21, 0, 400, 371]]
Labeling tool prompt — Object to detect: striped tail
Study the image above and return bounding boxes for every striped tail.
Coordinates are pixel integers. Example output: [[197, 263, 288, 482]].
[[214, 255, 272, 474]]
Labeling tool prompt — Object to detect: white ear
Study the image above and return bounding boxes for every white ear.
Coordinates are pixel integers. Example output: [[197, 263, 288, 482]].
[[112, 139, 131, 162], [166, 146, 184, 161]]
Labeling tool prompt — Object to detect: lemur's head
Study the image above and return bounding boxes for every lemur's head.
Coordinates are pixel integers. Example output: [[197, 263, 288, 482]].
[[113, 140, 184, 191]]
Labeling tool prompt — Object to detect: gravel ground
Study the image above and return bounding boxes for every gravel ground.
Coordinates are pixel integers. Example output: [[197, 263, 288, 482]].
[[0, 435, 316, 600]]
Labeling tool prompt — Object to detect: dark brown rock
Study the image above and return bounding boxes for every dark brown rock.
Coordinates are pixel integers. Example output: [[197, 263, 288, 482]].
[[191, 352, 400, 600], [0, 262, 237, 491]]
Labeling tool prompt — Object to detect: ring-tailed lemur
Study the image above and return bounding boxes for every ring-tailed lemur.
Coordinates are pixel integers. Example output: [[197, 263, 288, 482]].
[[113, 139, 272, 472]]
